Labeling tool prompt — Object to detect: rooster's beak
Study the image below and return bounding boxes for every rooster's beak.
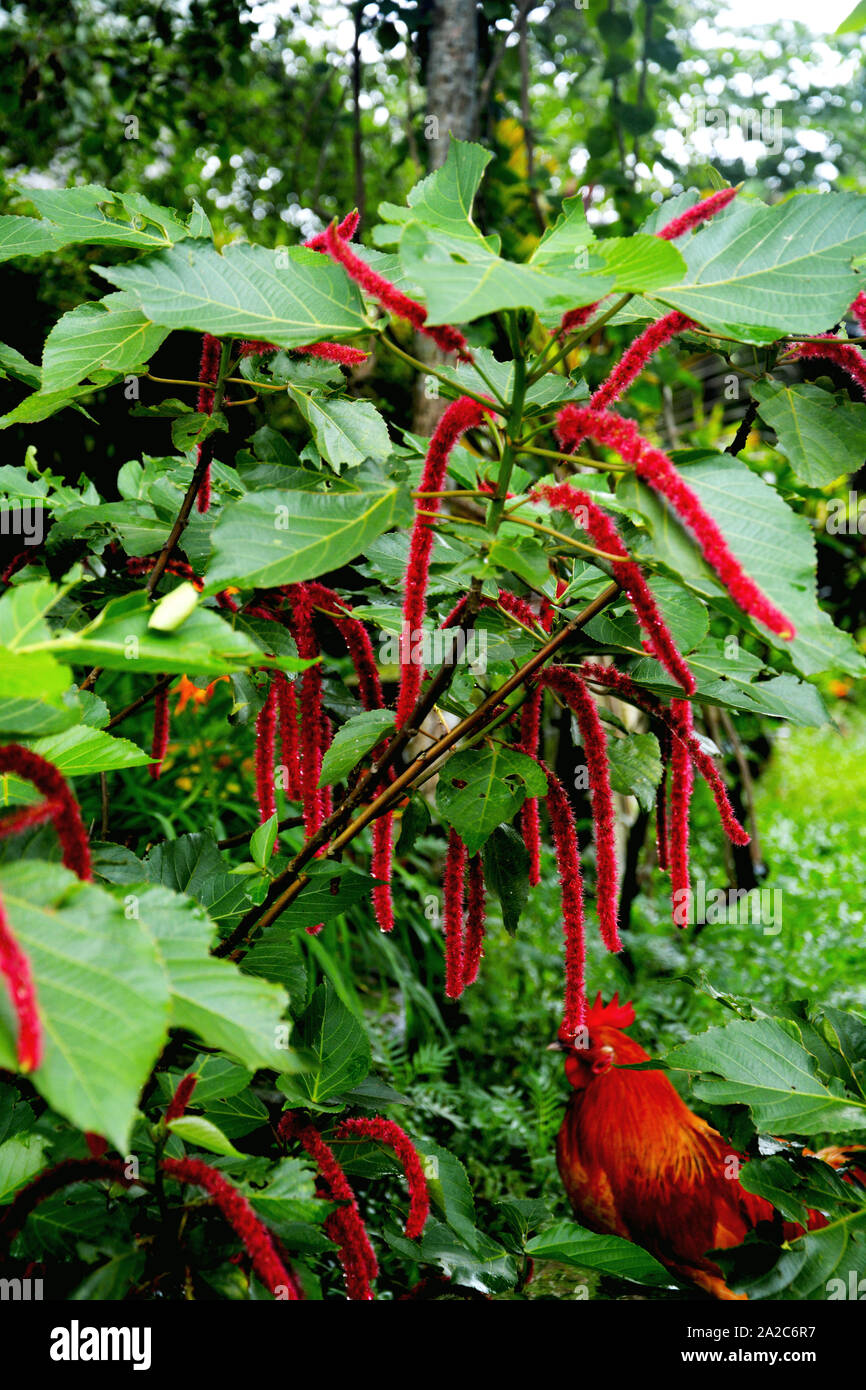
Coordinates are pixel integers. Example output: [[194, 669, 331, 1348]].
[[546, 1040, 566, 1051]]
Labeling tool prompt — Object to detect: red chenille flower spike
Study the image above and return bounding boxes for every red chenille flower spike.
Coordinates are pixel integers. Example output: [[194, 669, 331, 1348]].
[[554, 406, 795, 639], [161, 1157, 299, 1299], [254, 678, 278, 827], [532, 480, 696, 694], [165, 1072, 198, 1123], [149, 688, 170, 781], [322, 221, 472, 360], [669, 698, 694, 926], [443, 829, 466, 999], [195, 333, 221, 513], [538, 669, 621, 952], [0, 745, 91, 881], [656, 186, 738, 241], [788, 336, 866, 399], [335, 1116, 430, 1240], [462, 853, 487, 988], [538, 759, 586, 1038], [0, 888, 42, 1072], [397, 397, 493, 727], [273, 671, 301, 801], [519, 686, 543, 887]]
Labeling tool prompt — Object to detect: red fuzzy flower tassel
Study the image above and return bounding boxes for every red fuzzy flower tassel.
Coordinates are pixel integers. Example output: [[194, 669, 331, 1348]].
[[788, 336, 866, 399], [655, 727, 671, 871], [371, 815, 395, 934], [0, 745, 91, 881], [149, 688, 170, 781], [254, 678, 278, 827], [532, 480, 696, 694], [335, 1116, 430, 1240], [554, 406, 795, 639], [656, 186, 738, 241], [539, 670, 621, 952], [279, 1114, 376, 1300], [285, 585, 327, 839], [397, 397, 493, 728], [851, 291, 866, 335], [669, 699, 694, 926], [298, 342, 368, 365], [443, 829, 466, 999], [166, 1072, 198, 1123], [273, 672, 301, 801], [322, 221, 472, 361], [462, 854, 486, 988], [556, 301, 599, 342], [0, 888, 42, 1072], [304, 208, 360, 253], [195, 333, 222, 513], [161, 1156, 299, 1299], [585, 311, 693, 422], [519, 686, 543, 887], [539, 760, 586, 1038]]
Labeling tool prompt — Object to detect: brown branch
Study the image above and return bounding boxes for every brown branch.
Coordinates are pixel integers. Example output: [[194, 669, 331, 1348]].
[[106, 674, 174, 731]]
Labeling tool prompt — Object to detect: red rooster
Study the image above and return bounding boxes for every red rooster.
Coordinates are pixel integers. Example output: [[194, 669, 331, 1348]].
[[554, 994, 859, 1300]]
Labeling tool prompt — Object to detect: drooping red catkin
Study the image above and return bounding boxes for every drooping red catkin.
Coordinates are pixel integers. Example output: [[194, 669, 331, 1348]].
[[669, 699, 694, 925], [0, 745, 91, 881], [0, 801, 57, 838], [285, 585, 327, 838], [556, 301, 599, 341], [656, 185, 738, 240], [165, 1072, 198, 1123], [443, 829, 467, 999], [149, 688, 170, 781], [161, 1157, 298, 1299], [304, 208, 361, 252], [519, 687, 543, 887], [0, 889, 41, 1072], [85, 1133, 108, 1158], [322, 220, 472, 361], [538, 670, 621, 953], [538, 760, 586, 1038], [788, 336, 866, 399], [273, 672, 301, 801], [371, 815, 395, 934], [397, 397, 493, 728], [462, 854, 486, 988], [298, 342, 369, 365], [585, 311, 693, 420], [303, 581, 394, 932], [554, 406, 796, 639], [0, 1159, 134, 1247], [195, 333, 222, 513], [579, 661, 749, 847], [279, 1114, 376, 1300], [532, 480, 696, 695], [254, 678, 278, 826], [655, 728, 671, 872], [126, 555, 203, 589], [851, 291, 866, 334], [335, 1117, 430, 1240]]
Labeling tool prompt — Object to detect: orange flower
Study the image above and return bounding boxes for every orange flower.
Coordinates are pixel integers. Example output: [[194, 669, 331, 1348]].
[[174, 674, 228, 715]]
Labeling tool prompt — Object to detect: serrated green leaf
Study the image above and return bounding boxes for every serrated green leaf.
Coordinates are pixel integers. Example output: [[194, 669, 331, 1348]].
[[41, 295, 169, 394], [318, 709, 394, 786], [526, 1222, 673, 1286], [167, 1115, 242, 1157], [752, 379, 866, 487], [436, 745, 548, 855]]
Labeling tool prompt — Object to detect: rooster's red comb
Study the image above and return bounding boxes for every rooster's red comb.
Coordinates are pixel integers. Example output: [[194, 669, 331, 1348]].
[[586, 992, 636, 1030]]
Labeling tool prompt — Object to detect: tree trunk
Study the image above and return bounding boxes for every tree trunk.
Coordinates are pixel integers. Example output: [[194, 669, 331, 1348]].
[[412, 0, 478, 434]]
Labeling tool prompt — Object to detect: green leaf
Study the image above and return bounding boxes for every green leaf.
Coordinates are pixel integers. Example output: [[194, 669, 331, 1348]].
[[0, 649, 78, 737], [250, 815, 278, 869], [98, 240, 368, 347], [28, 725, 150, 776], [0, 216, 63, 262], [318, 710, 395, 786], [655, 194, 866, 342], [526, 1222, 673, 1286], [279, 982, 371, 1108], [607, 733, 663, 813], [436, 745, 548, 855], [665, 1018, 866, 1135], [594, 235, 686, 293], [205, 482, 411, 592], [171, 409, 227, 453], [482, 824, 530, 936], [167, 1115, 242, 1158], [285, 387, 391, 473], [41, 295, 169, 394], [0, 1132, 49, 1203], [145, 832, 252, 930], [0, 863, 170, 1151], [752, 379, 866, 487], [837, 0, 866, 33], [137, 883, 294, 1073], [22, 185, 199, 251]]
